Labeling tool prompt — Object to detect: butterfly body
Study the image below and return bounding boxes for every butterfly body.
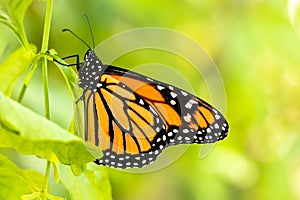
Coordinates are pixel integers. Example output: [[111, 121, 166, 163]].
[[78, 49, 229, 168]]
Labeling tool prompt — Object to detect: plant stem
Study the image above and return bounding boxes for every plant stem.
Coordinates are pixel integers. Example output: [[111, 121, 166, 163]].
[[44, 160, 51, 192], [17, 84, 28, 103], [41, 0, 53, 53], [42, 60, 50, 119], [41, 0, 52, 119], [40, 0, 53, 198]]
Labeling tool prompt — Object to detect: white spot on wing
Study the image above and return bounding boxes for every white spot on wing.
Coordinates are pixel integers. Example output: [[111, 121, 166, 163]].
[[170, 100, 176, 105], [170, 92, 177, 98], [157, 85, 165, 90], [139, 99, 144, 105], [183, 129, 189, 133], [190, 99, 198, 104], [214, 124, 219, 129], [150, 106, 158, 115], [183, 113, 191, 122], [185, 102, 192, 109], [181, 91, 188, 96]]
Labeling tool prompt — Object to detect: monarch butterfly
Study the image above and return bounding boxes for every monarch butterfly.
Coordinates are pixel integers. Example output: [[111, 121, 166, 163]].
[[56, 19, 229, 169]]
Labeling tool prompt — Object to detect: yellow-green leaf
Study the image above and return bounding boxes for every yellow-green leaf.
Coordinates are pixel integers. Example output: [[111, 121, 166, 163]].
[[0, 45, 36, 96], [0, 92, 102, 165], [58, 163, 112, 200], [0, 154, 45, 199], [0, 0, 33, 50]]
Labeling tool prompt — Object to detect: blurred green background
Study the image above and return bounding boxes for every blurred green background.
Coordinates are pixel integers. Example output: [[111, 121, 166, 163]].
[[1, 0, 300, 199]]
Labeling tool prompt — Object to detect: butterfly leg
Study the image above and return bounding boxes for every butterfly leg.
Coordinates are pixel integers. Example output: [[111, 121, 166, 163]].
[[53, 54, 81, 70]]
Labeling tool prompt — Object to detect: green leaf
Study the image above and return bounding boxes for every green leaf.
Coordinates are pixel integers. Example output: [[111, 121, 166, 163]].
[[0, 0, 33, 51], [0, 154, 45, 199], [0, 92, 102, 165], [47, 50, 78, 99], [70, 163, 86, 176], [54, 60, 77, 100], [0, 45, 37, 96], [58, 163, 112, 200]]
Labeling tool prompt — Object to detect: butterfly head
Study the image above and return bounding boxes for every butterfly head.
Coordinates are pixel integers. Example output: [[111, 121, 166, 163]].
[[78, 49, 106, 90], [61, 17, 105, 90]]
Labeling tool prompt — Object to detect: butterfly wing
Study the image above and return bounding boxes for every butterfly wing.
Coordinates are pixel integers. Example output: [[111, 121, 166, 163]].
[[83, 65, 228, 168]]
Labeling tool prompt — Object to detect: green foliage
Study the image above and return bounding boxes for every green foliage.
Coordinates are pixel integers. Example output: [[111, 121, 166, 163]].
[[0, 45, 36, 96], [47, 50, 78, 99], [59, 163, 112, 200], [0, 154, 51, 200], [1, 0, 300, 200], [0, 0, 33, 51], [0, 92, 102, 164], [0, 0, 111, 199]]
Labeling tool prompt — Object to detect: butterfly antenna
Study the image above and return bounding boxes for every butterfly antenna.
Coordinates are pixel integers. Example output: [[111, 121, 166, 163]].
[[62, 28, 92, 49], [84, 14, 95, 49]]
